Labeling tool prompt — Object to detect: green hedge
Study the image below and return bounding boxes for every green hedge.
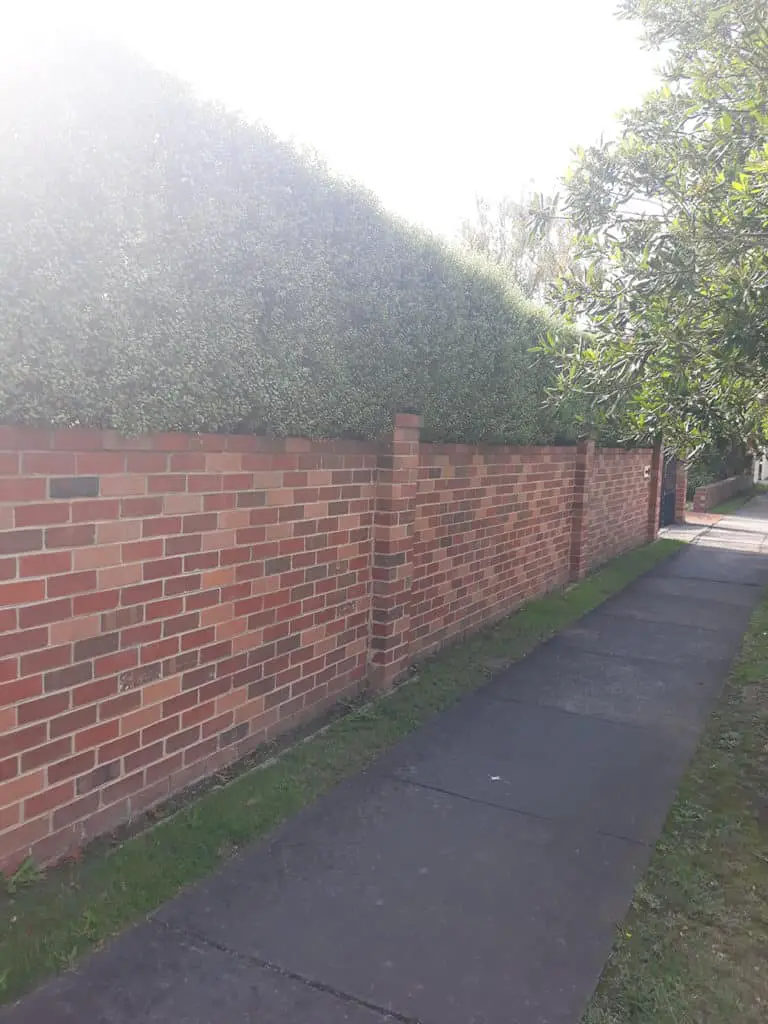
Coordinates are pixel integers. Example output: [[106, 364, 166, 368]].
[[0, 46, 580, 444]]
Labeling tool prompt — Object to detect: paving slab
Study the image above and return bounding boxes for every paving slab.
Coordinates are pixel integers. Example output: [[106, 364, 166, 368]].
[[0, 920, 392, 1024], [620, 573, 760, 609], [556, 608, 741, 666], [599, 588, 752, 633], [658, 544, 768, 586], [370, 694, 695, 841], [158, 775, 648, 1024], [484, 644, 723, 733]]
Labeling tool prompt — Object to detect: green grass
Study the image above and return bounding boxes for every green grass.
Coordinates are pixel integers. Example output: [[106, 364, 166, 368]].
[[583, 590, 768, 1024], [0, 539, 682, 1005], [710, 485, 764, 515]]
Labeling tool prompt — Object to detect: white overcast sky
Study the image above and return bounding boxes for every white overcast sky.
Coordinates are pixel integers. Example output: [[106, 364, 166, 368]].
[[4, 0, 660, 237]]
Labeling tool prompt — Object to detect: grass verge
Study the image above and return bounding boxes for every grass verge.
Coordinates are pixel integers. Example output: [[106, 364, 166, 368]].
[[0, 539, 681, 1005], [584, 588, 768, 1023]]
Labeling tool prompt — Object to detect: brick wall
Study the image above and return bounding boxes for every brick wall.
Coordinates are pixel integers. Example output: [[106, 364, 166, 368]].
[[409, 445, 577, 656], [0, 419, 658, 871], [693, 474, 749, 513], [586, 448, 656, 569]]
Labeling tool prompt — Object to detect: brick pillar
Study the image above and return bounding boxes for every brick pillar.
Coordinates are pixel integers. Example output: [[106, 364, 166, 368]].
[[569, 439, 594, 581], [369, 413, 421, 690], [647, 440, 663, 540], [675, 462, 687, 523]]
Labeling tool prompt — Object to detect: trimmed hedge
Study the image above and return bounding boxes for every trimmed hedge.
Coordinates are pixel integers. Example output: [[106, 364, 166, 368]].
[[0, 46, 580, 443]]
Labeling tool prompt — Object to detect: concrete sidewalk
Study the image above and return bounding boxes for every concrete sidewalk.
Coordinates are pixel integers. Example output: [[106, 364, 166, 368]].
[[6, 497, 768, 1024]]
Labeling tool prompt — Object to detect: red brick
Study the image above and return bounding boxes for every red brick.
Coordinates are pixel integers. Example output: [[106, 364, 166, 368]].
[[146, 752, 183, 786], [20, 735, 72, 772], [142, 516, 182, 538], [126, 452, 168, 473], [0, 627, 48, 658], [53, 791, 100, 829], [124, 741, 164, 774], [166, 725, 201, 754], [121, 621, 161, 647], [121, 580, 163, 607], [75, 452, 126, 474], [25, 779, 75, 819], [72, 589, 119, 615], [51, 606, 102, 638], [144, 557, 183, 580], [143, 715, 180, 745], [0, 479, 46, 502], [17, 691, 69, 725], [164, 574, 202, 596], [0, 816, 49, 872], [165, 534, 203, 557], [95, 648, 138, 677], [19, 597, 72, 628], [103, 769, 146, 805], [48, 750, 95, 784], [120, 496, 163, 518], [98, 732, 141, 763], [146, 474, 186, 493], [45, 523, 95, 549], [100, 474, 146, 497], [101, 605, 144, 631], [163, 612, 199, 637], [71, 499, 121, 523], [21, 643, 71, 676], [51, 704, 98, 739], [21, 451, 74, 475], [75, 719, 119, 751], [0, 579, 45, 606], [98, 690, 141, 721], [73, 543, 121, 570], [0, 802, 20, 832], [99, 564, 142, 589], [72, 675, 118, 707], [47, 569, 97, 598], [0, 606, 16, 632], [15, 503, 71, 528], [0, 755, 18, 782]]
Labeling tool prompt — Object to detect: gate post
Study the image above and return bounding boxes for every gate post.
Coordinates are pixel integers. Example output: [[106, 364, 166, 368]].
[[675, 462, 687, 523], [569, 439, 595, 581], [647, 440, 663, 540], [369, 413, 420, 690]]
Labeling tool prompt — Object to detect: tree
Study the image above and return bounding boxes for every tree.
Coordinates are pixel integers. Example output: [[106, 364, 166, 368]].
[[459, 192, 581, 302], [544, 0, 768, 457]]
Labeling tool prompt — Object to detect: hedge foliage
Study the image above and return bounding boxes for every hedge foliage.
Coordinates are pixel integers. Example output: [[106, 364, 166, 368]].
[[0, 46, 581, 443]]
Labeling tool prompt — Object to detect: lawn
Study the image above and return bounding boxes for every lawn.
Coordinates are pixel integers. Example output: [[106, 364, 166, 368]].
[[0, 539, 681, 1005], [584, 590, 768, 1023], [710, 485, 765, 515]]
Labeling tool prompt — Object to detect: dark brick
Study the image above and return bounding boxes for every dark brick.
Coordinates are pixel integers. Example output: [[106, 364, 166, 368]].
[[0, 529, 43, 555], [218, 722, 248, 749], [76, 760, 121, 795], [45, 523, 96, 549], [49, 476, 100, 500], [44, 661, 93, 693], [265, 556, 291, 576], [276, 634, 301, 655], [236, 490, 267, 508], [181, 664, 217, 691], [73, 632, 120, 663], [118, 663, 162, 691]]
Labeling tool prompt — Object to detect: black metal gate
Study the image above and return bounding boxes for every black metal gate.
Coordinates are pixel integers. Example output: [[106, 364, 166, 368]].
[[659, 456, 677, 527]]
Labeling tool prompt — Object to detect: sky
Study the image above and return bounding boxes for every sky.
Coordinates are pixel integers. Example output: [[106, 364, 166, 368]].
[[4, 0, 661, 238]]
